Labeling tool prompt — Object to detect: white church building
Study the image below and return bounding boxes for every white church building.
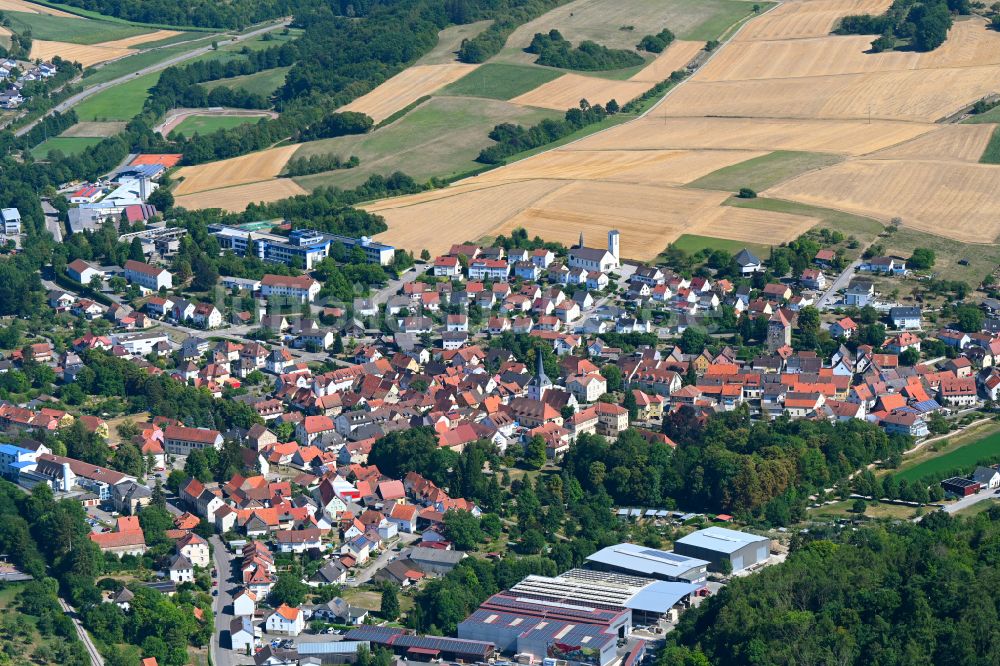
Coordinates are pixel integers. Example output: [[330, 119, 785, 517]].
[[568, 230, 620, 274]]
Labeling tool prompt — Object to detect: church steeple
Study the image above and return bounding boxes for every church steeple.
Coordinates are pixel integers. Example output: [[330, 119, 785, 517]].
[[527, 351, 552, 401], [578, 231, 584, 249]]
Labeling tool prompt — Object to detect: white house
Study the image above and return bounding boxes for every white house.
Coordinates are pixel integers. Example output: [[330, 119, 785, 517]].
[[124, 260, 172, 291], [229, 617, 256, 653], [67, 259, 104, 285], [266, 604, 305, 636], [232, 589, 257, 617], [260, 274, 321, 302], [972, 466, 1000, 489], [177, 532, 210, 568], [567, 374, 607, 403], [167, 553, 194, 583]]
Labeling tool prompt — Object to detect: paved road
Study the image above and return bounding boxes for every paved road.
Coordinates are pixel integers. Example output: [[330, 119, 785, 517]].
[[58, 597, 105, 666], [41, 200, 62, 242], [372, 264, 429, 306], [15, 21, 288, 137], [349, 533, 420, 586], [817, 260, 858, 310], [210, 534, 249, 666]]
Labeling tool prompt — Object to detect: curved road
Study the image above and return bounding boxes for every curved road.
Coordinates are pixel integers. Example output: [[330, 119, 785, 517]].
[[15, 20, 289, 137]]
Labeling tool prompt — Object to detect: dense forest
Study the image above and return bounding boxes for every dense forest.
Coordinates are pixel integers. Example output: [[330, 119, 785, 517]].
[[562, 407, 911, 524], [51, 0, 310, 28], [526, 29, 645, 70], [665, 512, 1000, 665], [836, 0, 968, 51]]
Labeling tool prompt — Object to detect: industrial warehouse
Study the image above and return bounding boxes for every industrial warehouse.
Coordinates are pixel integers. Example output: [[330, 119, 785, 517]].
[[452, 531, 772, 666]]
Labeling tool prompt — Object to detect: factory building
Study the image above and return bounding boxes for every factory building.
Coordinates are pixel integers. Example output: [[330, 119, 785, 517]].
[[585, 543, 709, 585], [673, 526, 771, 573], [343, 626, 495, 663]]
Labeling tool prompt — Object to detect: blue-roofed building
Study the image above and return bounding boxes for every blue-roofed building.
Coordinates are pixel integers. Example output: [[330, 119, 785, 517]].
[[209, 223, 395, 269], [624, 581, 699, 625], [0, 443, 39, 479], [585, 542, 709, 584], [116, 163, 165, 181], [674, 527, 771, 573]]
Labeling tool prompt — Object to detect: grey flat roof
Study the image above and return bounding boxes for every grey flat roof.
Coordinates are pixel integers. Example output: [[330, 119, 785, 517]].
[[625, 581, 700, 613], [586, 543, 709, 578], [675, 527, 769, 554]]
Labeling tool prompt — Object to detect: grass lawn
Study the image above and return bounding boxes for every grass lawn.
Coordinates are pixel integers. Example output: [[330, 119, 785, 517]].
[[81, 39, 214, 86], [170, 114, 265, 136], [880, 225, 1000, 288], [953, 500, 999, 517], [220, 28, 302, 52], [202, 66, 291, 96], [441, 63, 563, 100], [417, 20, 492, 65], [961, 105, 1000, 124], [292, 96, 559, 190], [687, 150, 843, 193], [979, 126, 1000, 164], [895, 426, 1000, 484], [4, 10, 152, 44], [339, 588, 383, 611], [30, 136, 103, 159], [500, 0, 771, 57], [726, 196, 885, 245], [134, 31, 204, 48], [75, 71, 160, 120], [670, 233, 769, 258], [808, 499, 920, 521]]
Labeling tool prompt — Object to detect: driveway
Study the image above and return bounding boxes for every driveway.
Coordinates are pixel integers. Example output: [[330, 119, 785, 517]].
[[942, 486, 998, 514]]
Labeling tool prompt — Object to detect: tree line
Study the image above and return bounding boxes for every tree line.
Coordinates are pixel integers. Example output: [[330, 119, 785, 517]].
[[526, 30, 645, 71], [52, 0, 309, 28], [477, 100, 618, 164], [836, 0, 968, 52]]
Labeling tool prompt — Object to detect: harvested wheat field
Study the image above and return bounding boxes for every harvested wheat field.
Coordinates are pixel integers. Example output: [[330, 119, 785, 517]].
[[0, 0, 79, 16], [97, 29, 180, 49], [369, 180, 567, 256], [30, 40, 133, 66], [629, 41, 704, 83], [495, 183, 729, 259], [339, 64, 478, 123], [659, 64, 1000, 122], [174, 179, 307, 212], [61, 121, 127, 137], [699, 21, 1000, 82], [474, 149, 767, 186], [868, 124, 996, 163], [736, 0, 891, 41], [173, 144, 301, 196], [510, 74, 649, 111], [578, 117, 936, 155], [767, 159, 1000, 242], [689, 205, 820, 244]]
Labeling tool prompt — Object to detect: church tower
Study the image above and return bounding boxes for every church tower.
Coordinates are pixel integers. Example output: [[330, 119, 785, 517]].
[[527, 351, 552, 401]]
